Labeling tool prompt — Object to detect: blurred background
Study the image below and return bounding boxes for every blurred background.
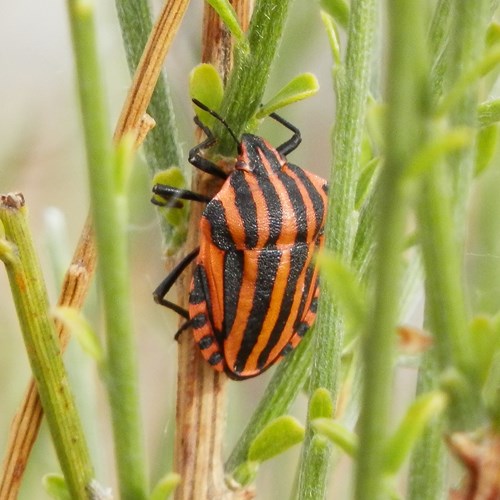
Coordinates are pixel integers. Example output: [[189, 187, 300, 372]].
[[0, 1, 423, 498]]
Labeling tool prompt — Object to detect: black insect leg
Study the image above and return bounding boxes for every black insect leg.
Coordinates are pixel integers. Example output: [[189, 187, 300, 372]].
[[153, 247, 200, 322], [270, 112, 302, 157], [151, 185, 212, 208], [188, 116, 228, 180]]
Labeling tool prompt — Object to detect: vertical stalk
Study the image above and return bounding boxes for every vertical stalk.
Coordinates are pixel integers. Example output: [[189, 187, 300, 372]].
[[66, 1, 148, 498], [115, 0, 183, 173], [416, 0, 489, 431], [215, 0, 295, 154], [0, 194, 94, 500], [354, 0, 428, 497], [171, 2, 251, 499], [296, 0, 376, 497], [407, 354, 446, 500]]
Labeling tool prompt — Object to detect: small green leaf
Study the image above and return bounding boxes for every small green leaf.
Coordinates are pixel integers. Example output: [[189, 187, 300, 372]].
[[478, 99, 500, 127], [475, 124, 498, 176], [43, 474, 71, 500], [383, 391, 447, 476], [469, 315, 500, 384], [256, 74, 319, 118], [151, 167, 189, 228], [205, 0, 246, 44], [309, 388, 334, 420], [316, 250, 367, 329], [320, 0, 350, 28], [0, 235, 16, 265], [355, 157, 380, 209], [482, 351, 500, 427], [321, 11, 341, 67], [405, 128, 472, 179], [150, 473, 181, 500], [437, 47, 500, 117], [189, 64, 224, 127], [486, 22, 500, 47], [248, 415, 305, 463], [311, 418, 358, 457], [53, 306, 104, 365], [228, 460, 259, 488]]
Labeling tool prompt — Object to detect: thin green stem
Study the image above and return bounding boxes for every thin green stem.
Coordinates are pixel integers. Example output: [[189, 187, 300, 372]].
[[416, 0, 489, 431], [0, 194, 94, 500], [115, 0, 182, 173], [297, 0, 376, 497], [354, 0, 428, 497], [115, 0, 187, 252], [66, 2, 148, 498], [216, 0, 294, 154], [225, 329, 313, 474], [407, 354, 446, 500], [447, 0, 489, 229]]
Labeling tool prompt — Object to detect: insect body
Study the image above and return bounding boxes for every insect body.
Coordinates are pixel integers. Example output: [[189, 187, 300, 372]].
[[153, 101, 327, 380]]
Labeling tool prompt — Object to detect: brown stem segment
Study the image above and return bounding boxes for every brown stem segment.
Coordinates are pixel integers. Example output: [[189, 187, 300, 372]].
[[0, 219, 96, 500], [172, 2, 253, 499]]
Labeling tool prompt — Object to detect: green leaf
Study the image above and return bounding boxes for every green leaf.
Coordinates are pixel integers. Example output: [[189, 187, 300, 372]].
[[316, 250, 367, 329], [383, 391, 447, 476], [309, 388, 334, 420], [405, 128, 473, 179], [469, 315, 500, 384], [475, 124, 498, 176], [482, 351, 500, 427], [247, 415, 305, 463], [205, 0, 246, 44], [311, 418, 358, 457], [320, 0, 350, 28], [43, 474, 71, 500], [151, 167, 189, 228], [355, 157, 380, 209], [53, 306, 104, 366], [150, 473, 181, 500], [486, 22, 500, 47], [189, 64, 225, 127], [256, 73, 319, 118], [321, 11, 341, 67], [229, 460, 259, 488], [437, 46, 500, 117], [478, 99, 500, 127]]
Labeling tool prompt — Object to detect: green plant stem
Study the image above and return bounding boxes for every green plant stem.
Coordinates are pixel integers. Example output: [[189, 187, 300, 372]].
[[0, 194, 94, 500], [417, 0, 489, 431], [407, 354, 446, 500], [66, 2, 148, 498], [354, 0, 428, 497], [297, 0, 376, 497], [115, 0, 187, 251], [225, 329, 313, 473], [216, 0, 295, 154], [115, 0, 182, 173], [447, 0, 489, 228]]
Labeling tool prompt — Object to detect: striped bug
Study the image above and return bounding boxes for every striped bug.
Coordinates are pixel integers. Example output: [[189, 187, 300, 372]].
[[152, 100, 327, 380]]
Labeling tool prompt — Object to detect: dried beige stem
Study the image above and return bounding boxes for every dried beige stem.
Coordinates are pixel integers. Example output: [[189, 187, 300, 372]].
[[0, 220, 96, 500], [173, 2, 253, 499], [0, 0, 191, 495]]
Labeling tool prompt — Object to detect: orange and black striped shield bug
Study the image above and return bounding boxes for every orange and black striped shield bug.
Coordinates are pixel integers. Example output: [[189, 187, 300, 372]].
[[152, 100, 328, 380]]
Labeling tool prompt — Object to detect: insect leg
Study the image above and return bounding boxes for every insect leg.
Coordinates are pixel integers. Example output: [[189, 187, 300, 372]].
[[188, 116, 228, 180], [270, 112, 302, 157], [153, 247, 200, 319], [151, 185, 212, 208]]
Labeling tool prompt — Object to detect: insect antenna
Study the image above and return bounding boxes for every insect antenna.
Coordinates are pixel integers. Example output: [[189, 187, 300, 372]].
[[192, 98, 240, 147]]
